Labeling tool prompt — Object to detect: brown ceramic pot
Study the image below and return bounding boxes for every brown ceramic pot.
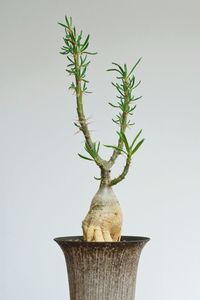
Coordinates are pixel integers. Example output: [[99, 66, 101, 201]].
[[54, 236, 149, 300]]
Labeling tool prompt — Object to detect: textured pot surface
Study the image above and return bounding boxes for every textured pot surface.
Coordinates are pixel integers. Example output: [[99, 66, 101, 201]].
[[54, 236, 149, 300]]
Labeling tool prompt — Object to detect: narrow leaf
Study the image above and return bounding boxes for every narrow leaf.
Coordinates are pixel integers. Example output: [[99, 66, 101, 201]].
[[81, 42, 89, 52], [69, 16, 73, 26], [94, 176, 101, 180], [112, 62, 124, 74], [128, 105, 136, 113], [112, 118, 120, 125], [108, 102, 119, 108], [133, 81, 141, 89], [96, 142, 100, 153], [77, 31, 83, 44], [82, 34, 90, 46], [107, 68, 121, 73], [130, 129, 142, 149], [128, 57, 142, 77], [124, 64, 127, 74], [65, 16, 72, 27], [67, 56, 74, 63], [132, 96, 142, 102], [78, 153, 94, 161], [104, 144, 126, 154], [83, 51, 97, 55], [58, 22, 67, 28], [74, 122, 80, 128], [131, 139, 145, 156], [117, 132, 130, 153]]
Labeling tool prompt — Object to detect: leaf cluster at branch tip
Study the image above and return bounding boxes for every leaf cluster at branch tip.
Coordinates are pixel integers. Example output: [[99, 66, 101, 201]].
[[59, 16, 97, 95]]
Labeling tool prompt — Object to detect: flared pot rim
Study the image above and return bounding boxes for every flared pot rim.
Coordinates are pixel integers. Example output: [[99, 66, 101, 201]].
[[54, 235, 150, 247]]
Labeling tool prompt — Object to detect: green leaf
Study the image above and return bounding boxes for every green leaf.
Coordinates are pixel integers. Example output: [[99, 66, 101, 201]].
[[124, 64, 127, 74], [84, 142, 99, 159], [81, 66, 87, 77], [82, 34, 90, 47], [131, 139, 145, 156], [133, 81, 141, 89], [80, 55, 87, 65], [78, 153, 94, 161], [104, 144, 126, 154], [130, 129, 142, 149], [74, 122, 80, 128], [112, 62, 124, 75], [117, 132, 130, 153], [73, 26, 77, 37], [111, 82, 124, 96], [127, 121, 135, 126], [129, 78, 135, 88], [132, 96, 142, 102], [108, 102, 119, 108], [94, 176, 101, 180], [67, 56, 74, 63], [69, 82, 76, 90], [65, 16, 72, 27], [77, 31, 83, 44], [82, 78, 89, 83], [85, 143, 93, 155], [128, 57, 142, 77], [58, 22, 67, 28], [81, 42, 89, 52], [128, 105, 136, 113], [112, 118, 120, 125], [107, 68, 122, 73], [96, 142, 100, 153], [69, 16, 73, 26], [83, 51, 97, 55]]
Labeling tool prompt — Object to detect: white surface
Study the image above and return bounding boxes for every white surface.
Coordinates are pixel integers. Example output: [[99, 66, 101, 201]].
[[1, 1, 200, 299]]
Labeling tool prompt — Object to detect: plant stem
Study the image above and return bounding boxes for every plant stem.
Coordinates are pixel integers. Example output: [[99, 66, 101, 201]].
[[100, 169, 111, 187], [108, 77, 129, 168], [109, 156, 131, 186], [73, 52, 106, 170], [74, 54, 92, 146]]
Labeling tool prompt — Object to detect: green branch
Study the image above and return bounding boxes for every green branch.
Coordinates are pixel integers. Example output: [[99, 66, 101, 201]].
[[109, 131, 145, 185], [109, 156, 131, 186], [106, 60, 142, 168], [59, 16, 104, 169], [59, 16, 145, 186]]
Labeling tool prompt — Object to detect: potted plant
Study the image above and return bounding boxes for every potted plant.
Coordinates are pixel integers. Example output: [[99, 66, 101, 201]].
[[54, 16, 150, 300]]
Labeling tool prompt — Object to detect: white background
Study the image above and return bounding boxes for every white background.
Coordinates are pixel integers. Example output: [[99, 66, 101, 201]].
[[1, 0, 200, 299]]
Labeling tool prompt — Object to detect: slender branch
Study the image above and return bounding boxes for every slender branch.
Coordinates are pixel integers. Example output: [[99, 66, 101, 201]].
[[60, 18, 105, 169], [73, 53, 93, 146], [109, 156, 131, 186], [108, 76, 129, 168], [109, 131, 144, 186], [73, 51, 105, 169], [106, 61, 142, 169]]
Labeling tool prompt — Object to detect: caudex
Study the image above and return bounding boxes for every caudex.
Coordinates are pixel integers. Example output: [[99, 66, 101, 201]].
[[59, 16, 144, 242]]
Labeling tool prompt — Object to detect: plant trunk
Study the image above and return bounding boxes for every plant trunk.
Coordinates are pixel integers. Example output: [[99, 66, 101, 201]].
[[82, 182, 122, 241]]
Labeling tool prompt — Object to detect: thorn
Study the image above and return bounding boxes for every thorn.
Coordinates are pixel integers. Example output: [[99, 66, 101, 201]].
[[85, 121, 94, 126], [74, 129, 81, 135]]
